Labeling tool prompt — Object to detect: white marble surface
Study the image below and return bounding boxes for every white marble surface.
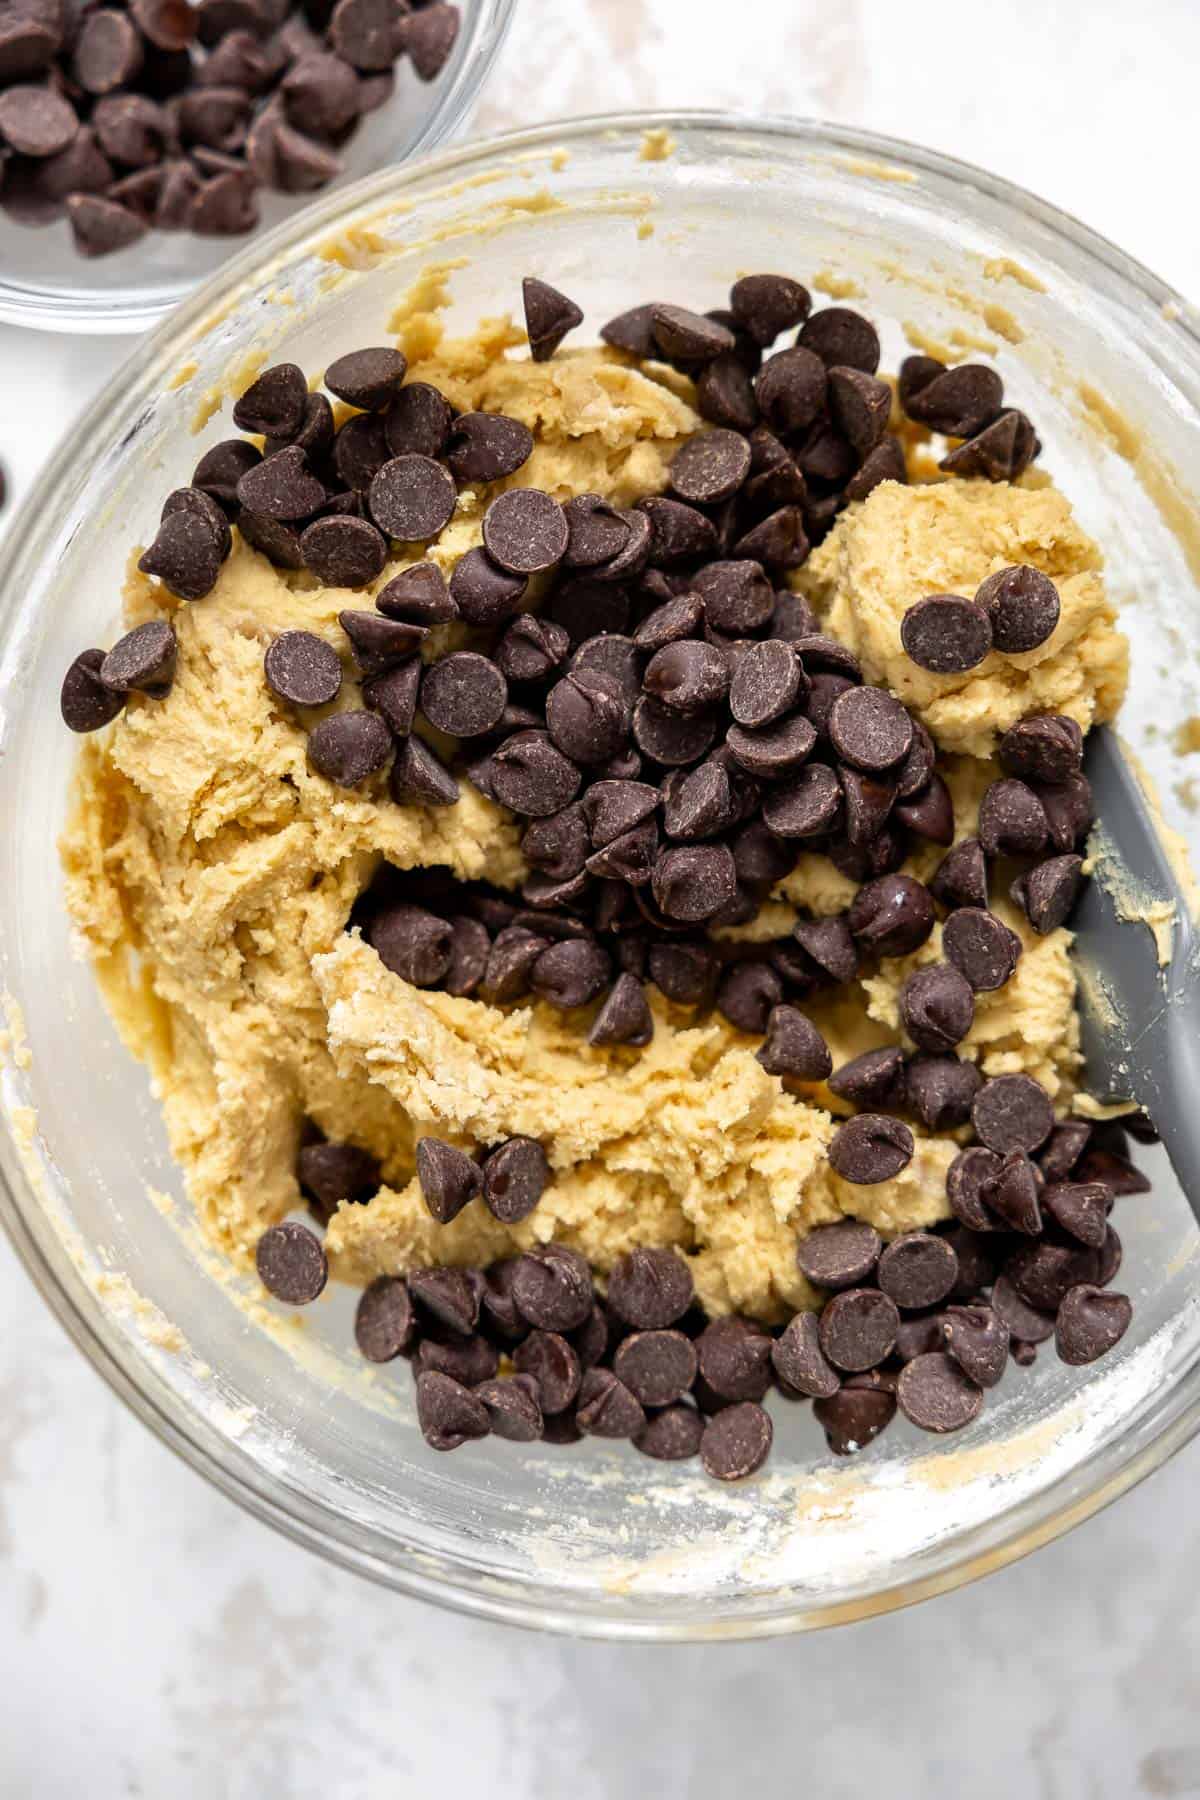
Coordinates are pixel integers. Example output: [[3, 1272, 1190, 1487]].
[[5, 2, 1200, 1794]]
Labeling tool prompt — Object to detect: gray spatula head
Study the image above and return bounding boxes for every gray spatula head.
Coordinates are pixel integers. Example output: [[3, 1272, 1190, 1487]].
[[1073, 727, 1200, 1205]]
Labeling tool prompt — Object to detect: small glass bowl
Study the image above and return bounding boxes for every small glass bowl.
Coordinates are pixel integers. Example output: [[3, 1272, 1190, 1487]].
[[2, 113, 1200, 1639], [0, 0, 515, 335]]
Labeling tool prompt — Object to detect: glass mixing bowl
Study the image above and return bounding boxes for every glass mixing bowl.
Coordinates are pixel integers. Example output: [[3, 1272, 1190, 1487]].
[[0, 0, 515, 335], [2, 112, 1200, 1640]]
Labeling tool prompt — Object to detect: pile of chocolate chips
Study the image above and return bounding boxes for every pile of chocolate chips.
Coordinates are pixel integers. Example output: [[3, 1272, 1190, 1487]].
[[61, 268, 1151, 1478], [0, 0, 459, 256], [255, 1099, 1149, 1475]]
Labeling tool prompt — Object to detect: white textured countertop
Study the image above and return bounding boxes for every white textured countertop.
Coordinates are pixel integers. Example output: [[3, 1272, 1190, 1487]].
[[4, 3, 1200, 1794]]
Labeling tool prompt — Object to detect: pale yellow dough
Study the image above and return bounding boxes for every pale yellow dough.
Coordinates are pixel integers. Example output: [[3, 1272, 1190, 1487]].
[[61, 320, 1118, 1323], [799, 479, 1128, 757]]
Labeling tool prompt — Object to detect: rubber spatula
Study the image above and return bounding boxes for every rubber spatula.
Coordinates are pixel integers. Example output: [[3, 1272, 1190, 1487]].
[[1073, 727, 1200, 1204]]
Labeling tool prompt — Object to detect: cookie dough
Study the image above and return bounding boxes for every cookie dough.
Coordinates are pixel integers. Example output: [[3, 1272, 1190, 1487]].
[[799, 478, 1128, 757], [61, 320, 1111, 1324]]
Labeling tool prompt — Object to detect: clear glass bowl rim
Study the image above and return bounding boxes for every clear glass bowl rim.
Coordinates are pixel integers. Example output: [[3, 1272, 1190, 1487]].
[[0, 0, 518, 335], [2, 108, 1199, 1641]]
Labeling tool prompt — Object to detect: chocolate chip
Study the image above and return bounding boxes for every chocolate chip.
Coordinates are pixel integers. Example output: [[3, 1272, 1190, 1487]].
[[262, 630, 338, 705], [353, 1276, 414, 1362], [813, 1382, 895, 1455], [442, 557, 522, 636], [193, 438, 259, 512], [972, 1073, 1055, 1155], [632, 1404, 702, 1461], [297, 1137, 379, 1221], [798, 306, 880, 374], [894, 772, 954, 845], [469, 1376, 541, 1442], [651, 842, 737, 922], [829, 684, 913, 772], [942, 906, 1022, 993], [753, 1005, 829, 1081], [827, 1046, 907, 1110], [1055, 1284, 1132, 1365], [991, 1272, 1056, 1344], [753, 345, 827, 435], [847, 873, 935, 958], [878, 1232, 958, 1310], [1008, 1238, 1101, 1313], [755, 763, 838, 839], [694, 1315, 771, 1403], [509, 1244, 591, 1333], [998, 714, 1083, 785], [409, 1266, 481, 1337], [296, 513, 384, 588], [443, 420, 536, 499], [897, 1351, 982, 1432], [1043, 1180, 1110, 1250], [306, 707, 391, 786], [900, 593, 993, 674], [1036, 774, 1094, 852], [366, 453, 455, 542], [1097, 1225, 1123, 1287], [559, 493, 629, 572], [1039, 1119, 1092, 1183], [480, 487, 568, 577], [729, 273, 810, 345], [0, 79, 75, 156], [713, 960, 779, 1034], [721, 714, 814, 785], [138, 507, 223, 598], [359, 660, 418, 741], [516, 273, 584, 361], [904, 362, 1003, 436], [936, 1303, 1007, 1389], [643, 640, 729, 718], [89, 625, 173, 708], [256, 1220, 327, 1304], [237, 444, 326, 521], [331, 411, 389, 492], [819, 1287, 899, 1371], [845, 435, 907, 501], [767, 1313, 835, 1402], [651, 303, 734, 363], [473, 1136, 547, 1226], [60, 649, 126, 733], [230, 364, 305, 440], [893, 356, 944, 407], [488, 729, 579, 817], [568, 1367, 642, 1439], [695, 354, 759, 432], [162, 485, 232, 561], [416, 1330, 499, 1387], [415, 652, 504, 739], [0, 17, 57, 86], [666, 429, 749, 507], [943, 1146, 1002, 1231], [589, 973, 653, 1048], [792, 915, 858, 984], [646, 941, 716, 1006], [899, 963, 974, 1053], [828, 1113, 914, 1186], [1075, 1146, 1150, 1198], [369, 903, 452, 987], [339, 610, 425, 675], [479, 926, 543, 1002], [403, 0, 459, 78], [607, 1330, 693, 1408], [905, 1053, 980, 1133], [321, 346, 404, 413], [694, 1399, 771, 1479], [979, 779, 1050, 861], [723, 640, 801, 731], [942, 409, 1039, 481], [543, 669, 627, 765], [238, 510, 304, 569], [1011, 853, 1084, 935], [930, 837, 988, 911], [796, 1219, 881, 1289], [531, 938, 610, 1009], [976, 565, 1060, 654], [415, 1370, 489, 1451], [607, 1246, 693, 1329], [73, 8, 142, 92], [413, 1137, 479, 1225], [827, 366, 890, 460]]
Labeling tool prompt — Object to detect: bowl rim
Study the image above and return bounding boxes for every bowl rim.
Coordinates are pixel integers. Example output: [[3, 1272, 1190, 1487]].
[[0, 0, 519, 336], [2, 107, 1198, 1640]]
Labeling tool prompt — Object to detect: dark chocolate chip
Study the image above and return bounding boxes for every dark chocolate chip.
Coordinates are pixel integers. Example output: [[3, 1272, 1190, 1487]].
[[796, 1219, 881, 1289], [97, 619, 176, 696], [941, 409, 1039, 481], [813, 1382, 895, 1455], [1055, 1284, 1132, 1365], [298, 514, 386, 587], [700, 1401, 772, 1480], [1039, 1119, 1093, 1183], [930, 837, 988, 911], [588, 973, 654, 1048], [760, 762, 841, 838], [829, 1113, 914, 1185], [716, 960, 782, 1034], [976, 565, 1061, 654], [138, 507, 223, 598], [907, 1053, 981, 1132], [878, 1232, 958, 1310], [446, 411, 534, 483], [639, 494, 719, 566], [512, 1244, 592, 1333], [362, 657, 420, 737], [792, 915, 858, 984], [1012, 853, 1084, 935], [415, 1137, 481, 1225], [384, 382, 453, 461], [233, 361, 308, 438], [1009, 1237, 1104, 1314], [845, 435, 907, 501], [612, 1329, 696, 1407], [942, 906, 1022, 992], [1043, 1180, 1110, 1250], [829, 684, 913, 772], [562, 493, 631, 570], [941, 1303, 1008, 1388], [643, 640, 729, 716], [696, 1315, 773, 1403], [904, 362, 1003, 436], [729, 273, 810, 345], [901, 593, 993, 674], [847, 873, 935, 958], [900, 962, 974, 1052], [991, 1271, 1056, 1344], [948, 1144, 1006, 1230], [256, 1220, 327, 1304], [599, 303, 659, 357], [828, 366, 890, 459], [490, 728, 581, 817], [354, 1276, 415, 1361], [324, 346, 406, 412], [482, 486, 568, 576], [998, 714, 1084, 785], [403, 1, 459, 79], [60, 649, 126, 733], [449, 547, 527, 627], [696, 354, 759, 432], [531, 938, 611, 1010], [369, 903, 451, 986], [481, 1137, 549, 1225], [897, 1350, 982, 1432], [415, 1370, 489, 1451], [972, 1073, 1055, 1155], [1036, 774, 1093, 852], [756, 1004, 831, 1079], [754, 345, 827, 435], [828, 1046, 907, 1110], [669, 428, 751, 505], [367, 453, 456, 542], [647, 940, 716, 1006], [260, 630, 338, 705], [607, 1246, 693, 1329], [798, 306, 880, 374], [651, 303, 734, 363], [545, 668, 629, 764], [819, 1287, 899, 1371], [417, 651, 506, 739], [651, 842, 737, 921]]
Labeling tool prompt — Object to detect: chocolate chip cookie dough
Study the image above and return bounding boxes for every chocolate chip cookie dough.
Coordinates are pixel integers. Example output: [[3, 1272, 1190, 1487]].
[[60, 268, 1140, 1475]]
